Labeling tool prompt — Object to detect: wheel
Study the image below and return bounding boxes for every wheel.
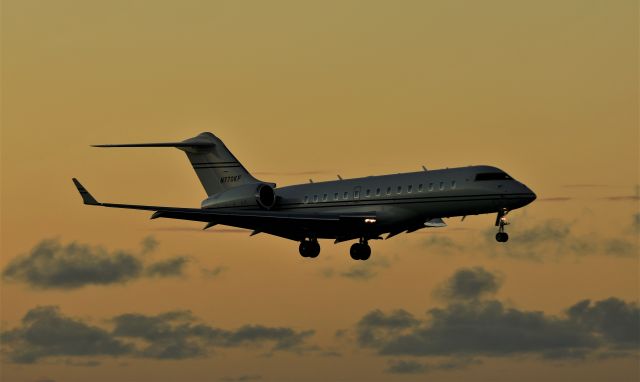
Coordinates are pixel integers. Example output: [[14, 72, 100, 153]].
[[308, 241, 320, 258], [350, 243, 362, 260], [360, 244, 371, 260], [299, 241, 310, 257], [350, 243, 371, 260], [299, 240, 320, 258], [495, 232, 509, 242]]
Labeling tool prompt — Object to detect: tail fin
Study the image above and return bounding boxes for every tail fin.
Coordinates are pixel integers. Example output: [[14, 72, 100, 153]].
[[94, 132, 266, 196]]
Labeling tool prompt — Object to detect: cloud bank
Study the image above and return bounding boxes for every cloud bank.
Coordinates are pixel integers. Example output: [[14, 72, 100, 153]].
[[351, 267, 639, 373], [3, 237, 197, 289], [1, 307, 315, 364]]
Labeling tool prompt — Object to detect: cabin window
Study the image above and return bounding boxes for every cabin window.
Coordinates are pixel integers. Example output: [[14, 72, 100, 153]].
[[428, 183, 434, 191], [386, 187, 392, 195], [343, 191, 349, 199], [418, 184, 423, 192], [304, 196, 309, 203], [475, 172, 512, 181], [334, 192, 339, 200], [376, 188, 381, 196], [407, 185, 413, 193], [313, 195, 319, 203], [439, 182, 444, 190], [354, 190, 360, 199], [323, 194, 328, 201], [397, 186, 402, 194], [451, 180, 457, 189], [365, 189, 371, 197]]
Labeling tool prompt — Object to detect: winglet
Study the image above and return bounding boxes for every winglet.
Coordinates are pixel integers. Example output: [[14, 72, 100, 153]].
[[72, 178, 99, 205]]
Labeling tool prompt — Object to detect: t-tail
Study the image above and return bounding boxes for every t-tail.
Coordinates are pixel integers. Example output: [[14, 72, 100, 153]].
[[93, 132, 266, 196]]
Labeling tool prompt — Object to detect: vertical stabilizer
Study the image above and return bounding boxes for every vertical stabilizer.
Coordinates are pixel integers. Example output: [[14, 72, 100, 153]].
[[93, 132, 265, 196]]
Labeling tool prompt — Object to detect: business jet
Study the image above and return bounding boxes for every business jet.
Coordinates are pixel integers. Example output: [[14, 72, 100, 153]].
[[73, 132, 536, 260]]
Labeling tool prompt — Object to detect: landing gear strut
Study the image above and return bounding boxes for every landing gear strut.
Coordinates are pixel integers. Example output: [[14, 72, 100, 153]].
[[299, 239, 320, 258], [495, 209, 509, 243], [350, 239, 371, 261]]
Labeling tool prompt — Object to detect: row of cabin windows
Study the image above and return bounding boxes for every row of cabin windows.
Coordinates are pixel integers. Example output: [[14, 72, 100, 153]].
[[303, 180, 457, 204]]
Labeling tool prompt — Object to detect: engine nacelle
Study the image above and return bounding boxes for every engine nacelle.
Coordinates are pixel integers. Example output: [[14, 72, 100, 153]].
[[201, 183, 277, 210], [255, 183, 276, 209]]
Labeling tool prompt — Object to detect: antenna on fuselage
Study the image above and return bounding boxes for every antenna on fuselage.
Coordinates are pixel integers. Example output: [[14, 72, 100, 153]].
[[309, 179, 314, 183], [422, 165, 428, 171], [337, 175, 343, 180]]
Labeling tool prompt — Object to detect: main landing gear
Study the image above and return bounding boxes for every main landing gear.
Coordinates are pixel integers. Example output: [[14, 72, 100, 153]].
[[350, 239, 371, 261], [298, 238, 373, 260], [495, 209, 510, 243], [299, 239, 320, 258]]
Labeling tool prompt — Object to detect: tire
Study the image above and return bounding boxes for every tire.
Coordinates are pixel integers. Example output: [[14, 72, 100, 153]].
[[299, 241, 309, 257], [308, 241, 320, 258], [350, 243, 362, 260], [360, 244, 371, 260], [495, 232, 509, 242]]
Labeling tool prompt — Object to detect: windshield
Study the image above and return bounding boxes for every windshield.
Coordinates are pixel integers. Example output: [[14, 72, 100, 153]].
[[475, 172, 512, 181]]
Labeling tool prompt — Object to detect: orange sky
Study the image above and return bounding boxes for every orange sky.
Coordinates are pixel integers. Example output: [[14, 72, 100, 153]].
[[1, 1, 638, 381]]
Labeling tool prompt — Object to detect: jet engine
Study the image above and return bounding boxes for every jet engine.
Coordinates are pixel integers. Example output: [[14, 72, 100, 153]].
[[201, 183, 277, 210]]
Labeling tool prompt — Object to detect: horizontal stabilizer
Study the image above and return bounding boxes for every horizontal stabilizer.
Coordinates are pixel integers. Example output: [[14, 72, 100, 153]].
[[72, 178, 99, 205]]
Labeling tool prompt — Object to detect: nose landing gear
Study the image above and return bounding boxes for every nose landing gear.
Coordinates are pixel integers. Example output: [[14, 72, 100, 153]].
[[350, 239, 371, 261], [495, 209, 510, 243]]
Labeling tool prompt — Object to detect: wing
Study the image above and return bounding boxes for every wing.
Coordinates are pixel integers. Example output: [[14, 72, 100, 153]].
[[72, 179, 376, 241]]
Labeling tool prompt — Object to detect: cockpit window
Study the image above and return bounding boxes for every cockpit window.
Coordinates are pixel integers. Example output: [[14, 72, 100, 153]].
[[475, 172, 512, 181]]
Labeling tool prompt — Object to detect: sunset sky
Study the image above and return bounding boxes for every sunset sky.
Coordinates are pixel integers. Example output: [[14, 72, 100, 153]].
[[1, 1, 638, 381]]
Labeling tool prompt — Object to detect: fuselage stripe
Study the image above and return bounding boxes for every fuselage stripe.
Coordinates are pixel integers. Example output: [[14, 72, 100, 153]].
[[204, 194, 533, 211]]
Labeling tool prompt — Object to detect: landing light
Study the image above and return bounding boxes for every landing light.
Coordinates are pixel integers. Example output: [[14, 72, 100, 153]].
[[364, 218, 377, 224]]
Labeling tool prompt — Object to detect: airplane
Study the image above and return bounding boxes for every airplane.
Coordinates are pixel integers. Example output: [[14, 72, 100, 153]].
[[72, 132, 536, 261]]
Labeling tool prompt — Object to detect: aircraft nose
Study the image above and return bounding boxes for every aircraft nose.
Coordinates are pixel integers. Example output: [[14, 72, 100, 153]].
[[524, 185, 536, 203]]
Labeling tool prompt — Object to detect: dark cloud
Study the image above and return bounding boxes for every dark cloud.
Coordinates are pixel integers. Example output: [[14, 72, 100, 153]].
[[357, 299, 640, 359], [202, 266, 227, 279], [140, 236, 159, 255], [567, 298, 640, 348], [434, 267, 502, 301], [356, 309, 420, 347], [220, 325, 315, 352], [322, 257, 391, 281], [2, 240, 143, 289], [385, 358, 481, 374], [372, 300, 599, 357], [111, 311, 314, 358], [0, 306, 133, 363], [3, 238, 196, 289], [422, 235, 463, 254], [2, 307, 316, 364], [385, 359, 428, 374], [352, 268, 640, 365], [422, 215, 640, 262], [145, 257, 189, 277], [603, 239, 637, 257], [339, 266, 377, 280], [481, 218, 637, 261]]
